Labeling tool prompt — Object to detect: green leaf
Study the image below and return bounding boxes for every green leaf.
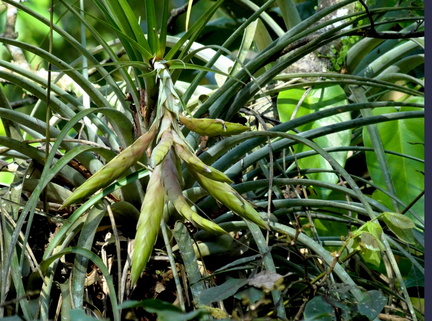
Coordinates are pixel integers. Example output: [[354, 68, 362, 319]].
[[360, 232, 382, 252], [359, 244, 382, 268], [173, 222, 206, 305], [102, 0, 152, 61], [158, 0, 170, 58], [199, 278, 249, 305], [277, 84, 350, 199], [382, 212, 416, 244], [168, 61, 238, 81], [404, 265, 424, 288], [304, 296, 336, 321], [234, 287, 264, 304], [145, 0, 158, 54], [358, 290, 387, 320], [363, 98, 424, 220], [276, 0, 302, 30], [351, 222, 383, 247], [349, 222, 384, 268], [361, 221, 383, 241]]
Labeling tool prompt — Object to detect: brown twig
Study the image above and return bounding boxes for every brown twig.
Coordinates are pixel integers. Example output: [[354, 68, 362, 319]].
[[357, 0, 424, 39], [1, 0, 31, 70]]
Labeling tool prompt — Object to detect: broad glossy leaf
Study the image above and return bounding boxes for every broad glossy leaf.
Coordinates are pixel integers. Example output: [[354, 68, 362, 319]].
[[363, 98, 424, 220], [382, 212, 416, 244], [404, 265, 424, 288], [358, 290, 387, 320], [277, 85, 350, 199], [304, 296, 335, 321]]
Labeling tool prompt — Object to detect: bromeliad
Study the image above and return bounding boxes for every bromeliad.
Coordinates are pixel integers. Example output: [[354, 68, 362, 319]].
[[61, 61, 267, 285]]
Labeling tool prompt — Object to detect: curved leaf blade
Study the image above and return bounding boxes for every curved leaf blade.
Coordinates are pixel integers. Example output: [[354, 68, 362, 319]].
[[277, 84, 350, 198]]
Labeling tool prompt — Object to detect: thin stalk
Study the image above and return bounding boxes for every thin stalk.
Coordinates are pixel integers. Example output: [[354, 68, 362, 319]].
[[244, 221, 287, 320]]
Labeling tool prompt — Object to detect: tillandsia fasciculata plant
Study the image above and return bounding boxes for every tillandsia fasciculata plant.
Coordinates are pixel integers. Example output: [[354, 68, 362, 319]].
[[60, 59, 267, 285], [0, 0, 424, 320]]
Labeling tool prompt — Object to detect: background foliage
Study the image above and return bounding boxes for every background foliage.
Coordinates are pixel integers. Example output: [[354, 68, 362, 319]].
[[0, 0, 424, 320]]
